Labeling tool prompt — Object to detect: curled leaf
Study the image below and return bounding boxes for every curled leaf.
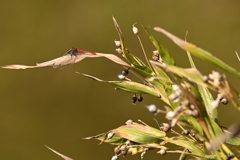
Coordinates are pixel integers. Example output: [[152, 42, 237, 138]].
[[1, 48, 130, 69]]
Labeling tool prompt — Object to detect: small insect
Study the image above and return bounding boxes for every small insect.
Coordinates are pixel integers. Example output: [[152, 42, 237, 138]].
[[65, 47, 96, 56]]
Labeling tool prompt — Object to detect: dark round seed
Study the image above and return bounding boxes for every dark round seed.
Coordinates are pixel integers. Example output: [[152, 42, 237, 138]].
[[190, 132, 196, 137], [227, 153, 235, 160], [220, 98, 228, 105], [122, 69, 129, 76], [182, 130, 190, 135], [137, 95, 143, 102], [132, 95, 137, 104]]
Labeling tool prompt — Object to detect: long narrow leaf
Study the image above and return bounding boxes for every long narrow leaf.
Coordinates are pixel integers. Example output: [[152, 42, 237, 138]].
[[144, 27, 175, 66], [186, 51, 219, 124], [154, 27, 240, 78], [77, 73, 161, 97]]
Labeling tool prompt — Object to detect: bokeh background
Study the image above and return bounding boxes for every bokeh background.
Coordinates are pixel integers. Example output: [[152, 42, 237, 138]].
[[0, 0, 240, 159]]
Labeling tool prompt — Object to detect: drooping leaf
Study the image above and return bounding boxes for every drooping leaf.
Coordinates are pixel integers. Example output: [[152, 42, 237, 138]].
[[77, 73, 161, 97], [154, 27, 240, 79], [143, 27, 175, 66], [1, 48, 130, 69], [112, 122, 166, 144]]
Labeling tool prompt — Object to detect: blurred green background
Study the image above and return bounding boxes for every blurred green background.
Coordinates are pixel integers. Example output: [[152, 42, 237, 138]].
[[0, 0, 240, 159]]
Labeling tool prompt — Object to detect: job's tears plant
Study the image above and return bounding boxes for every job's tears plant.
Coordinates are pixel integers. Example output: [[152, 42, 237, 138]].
[[2, 17, 240, 160]]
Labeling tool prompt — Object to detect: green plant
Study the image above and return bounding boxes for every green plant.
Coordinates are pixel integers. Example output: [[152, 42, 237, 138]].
[[2, 17, 240, 160]]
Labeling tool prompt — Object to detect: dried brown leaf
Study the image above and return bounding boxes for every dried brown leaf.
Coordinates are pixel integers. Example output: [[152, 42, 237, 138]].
[[1, 49, 129, 69]]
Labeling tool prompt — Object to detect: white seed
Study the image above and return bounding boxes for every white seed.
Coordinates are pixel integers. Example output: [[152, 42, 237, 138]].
[[169, 93, 178, 101], [126, 119, 133, 125], [202, 75, 209, 82], [140, 150, 146, 159], [158, 149, 166, 155], [146, 104, 158, 113], [107, 132, 114, 139], [160, 123, 171, 132], [114, 40, 121, 47], [153, 50, 159, 56], [192, 110, 198, 117], [172, 84, 179, 91], [132, 23, 138, 35], [115, 48, 122, 54], [125, 140, 131, 145], [118, 74, 125, 80], [185, 110, 193, 116], [212, 71, 222, 80], [111, 155, 118, 160], [211, 100, 219, 109], [220, 98, 228, 105], [119, 145, 128, 151], [175, 90, 182, 97], [171, 118, 178, 127], [166, 111, 175, 120], [173, 98, 180, 103]]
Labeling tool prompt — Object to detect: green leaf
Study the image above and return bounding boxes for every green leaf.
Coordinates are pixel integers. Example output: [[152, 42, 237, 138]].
[[154, 27, 240, 78], [151, 61, 212, 89], [186, 51, 219, 124], [167, 136, 204, 155], [113, 17, 144, 66], [132, 64, 170, 105], [113, 123, 166, 144], [111, 81, 160, 97], [78, 73, 160, 97], [226, 136, 240, 146], [143, 27, 175, 66], [179, 115, 204, 137]]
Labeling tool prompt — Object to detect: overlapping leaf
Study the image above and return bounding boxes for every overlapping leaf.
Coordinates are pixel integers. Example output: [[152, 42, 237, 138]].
[[163, 137, 209, 159], [113, 17, 144, 66], [144, 27, 175, 66], [112, 122, 166, 144], [154, 27, 240, 78], [186, 51, 219, 124], [77, 73, 161, 97]]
